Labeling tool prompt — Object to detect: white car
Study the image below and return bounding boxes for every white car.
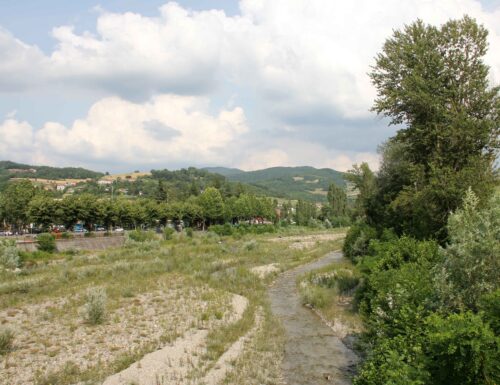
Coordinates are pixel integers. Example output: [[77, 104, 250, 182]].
[[114, 227, 124, 233]]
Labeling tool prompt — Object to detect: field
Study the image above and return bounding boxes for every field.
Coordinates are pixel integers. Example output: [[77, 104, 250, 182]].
[[0, 228, 345, 385], [100, 172, 152, 182]]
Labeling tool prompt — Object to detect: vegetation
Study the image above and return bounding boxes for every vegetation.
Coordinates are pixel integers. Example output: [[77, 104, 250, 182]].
[[214, 166, 347, 202], [0, 161, 103, 190], [36, 233, 57, 253], [364, 16, 499, 243], [0, 239, 21, 269], [83, 287, 107, 325], [345, 16, 500, 384], [0, 328, 14, 355]]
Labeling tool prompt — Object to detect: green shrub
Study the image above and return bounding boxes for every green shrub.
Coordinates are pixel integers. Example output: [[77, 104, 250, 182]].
[[354, 335, 429, 385], [425, 311, 500, 385], [60, 232, 73, 239], [0, 240, 21, 269], [243, 239, 258, 251], [436, 190, 500, 311], [163, 227, 175, 240], [343, 222, 377, 260], [83, 287, 107, 325], [185, 227, 193, 238], [127, 230, 157, 242], [335, 269, 361, 294], [84, 231, 94, 238], [329, 216, 351, 227], [36, 233, 56, 253], [209, 224, 233, 236], [479, 290, 500, 335], [0, 328, 14, 354], [301, 285, 332, 309]]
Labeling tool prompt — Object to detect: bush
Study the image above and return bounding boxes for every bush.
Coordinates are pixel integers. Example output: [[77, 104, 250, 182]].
[[61, 232, 73, 239], [83, 287, 107, 325], [209, 223, 233, 236], [354, 335, 429, 385], [185, 227, 193, 238], [301, 285, 332, 309], [479, 290, 500, 335], [343, 222, 377, 260], [243, 239, 258, 251], [329, 216, 351, 227], [425, 311, 500, 385], [84, 231, 94, 238], [127, 230, 157, 242], [436, 190, 500, 311], [0, 240, 21, 269], [163, 227, 175, 240], [0, 328, 14, 354], [335, 269, 361, 294], [36, 233, 56, 253]]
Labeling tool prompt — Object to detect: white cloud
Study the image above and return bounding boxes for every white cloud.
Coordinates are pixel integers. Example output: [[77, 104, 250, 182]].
[[0, 1, 498, 171], [2, 1, 498, 113], [236, 139, 381, 172], [0, 119, 35, 161], [1, 95, 248, 168], [0, 28, 47, 91]]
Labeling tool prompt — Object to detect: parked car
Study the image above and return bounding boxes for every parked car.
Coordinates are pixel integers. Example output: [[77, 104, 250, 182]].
[[114, 227, 124, 233], [96, 227, 106, 232]]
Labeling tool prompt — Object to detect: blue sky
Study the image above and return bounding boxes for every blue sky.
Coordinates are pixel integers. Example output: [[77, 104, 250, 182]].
[[0, 0, 498, 172]]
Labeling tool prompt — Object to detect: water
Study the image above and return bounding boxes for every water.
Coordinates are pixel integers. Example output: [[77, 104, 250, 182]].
[[269, 252, 359, 385]]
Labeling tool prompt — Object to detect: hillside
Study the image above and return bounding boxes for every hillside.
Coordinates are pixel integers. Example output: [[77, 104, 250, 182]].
[[0, 161, 104, 190], [205, 166, 346, 202], [1, 161, 346, 202]]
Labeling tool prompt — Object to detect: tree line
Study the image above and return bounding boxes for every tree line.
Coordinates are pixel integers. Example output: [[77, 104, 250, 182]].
[[0, 179, 350, 232]]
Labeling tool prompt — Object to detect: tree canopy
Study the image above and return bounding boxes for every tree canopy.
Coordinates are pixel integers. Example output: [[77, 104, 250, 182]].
[[368, 16, 499, 241]]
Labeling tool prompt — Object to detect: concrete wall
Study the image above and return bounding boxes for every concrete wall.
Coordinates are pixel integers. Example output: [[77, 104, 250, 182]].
[[17, 235, 125, 252]]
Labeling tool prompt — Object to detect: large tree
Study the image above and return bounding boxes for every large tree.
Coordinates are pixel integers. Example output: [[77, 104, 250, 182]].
[[369, 16, 499, 241], [197, 187, 224, 228], [0, 180, 37, 231], [326, 183, 347, 217]]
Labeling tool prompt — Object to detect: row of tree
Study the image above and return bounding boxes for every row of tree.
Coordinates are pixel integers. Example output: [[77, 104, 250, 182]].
[[0, 182, 278, 231], [0, 179, 349, 231]]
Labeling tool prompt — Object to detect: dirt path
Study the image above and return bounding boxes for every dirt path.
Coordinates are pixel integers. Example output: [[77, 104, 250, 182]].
[[268, 251, 359, 385]]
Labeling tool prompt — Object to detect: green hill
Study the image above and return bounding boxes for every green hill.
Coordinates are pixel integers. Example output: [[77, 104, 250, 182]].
[[204, 166, 346, 202], [203, 166, 244, 177], [0, 160, 104, 190]]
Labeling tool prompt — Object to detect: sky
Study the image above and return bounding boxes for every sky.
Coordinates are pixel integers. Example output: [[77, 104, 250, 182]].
[[0, 0, 499, 173]]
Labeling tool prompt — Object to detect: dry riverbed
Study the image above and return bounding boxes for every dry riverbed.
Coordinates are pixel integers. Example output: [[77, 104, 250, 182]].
[[0, 229, 346, 384]]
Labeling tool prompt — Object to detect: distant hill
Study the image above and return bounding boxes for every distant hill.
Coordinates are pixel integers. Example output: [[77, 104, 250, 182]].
[[1, 161, 347, 202], [204, 166, 346, 202], [203, 166, 244, 177], [0, 161, 103, 180], [0, 161, 104, 190]]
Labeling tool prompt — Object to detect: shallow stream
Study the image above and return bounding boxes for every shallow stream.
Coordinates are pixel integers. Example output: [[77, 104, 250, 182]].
[[268, 252, 359, 385]]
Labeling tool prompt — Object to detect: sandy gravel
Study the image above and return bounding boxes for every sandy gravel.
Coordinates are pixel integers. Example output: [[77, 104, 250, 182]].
[[102, 328, 208, 385], [101, 294, 249, 385], [0, 281, 230, 385], [202, 308, 263, 385], [250, 263, 280, 278], [269, 233, 345, 250]]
